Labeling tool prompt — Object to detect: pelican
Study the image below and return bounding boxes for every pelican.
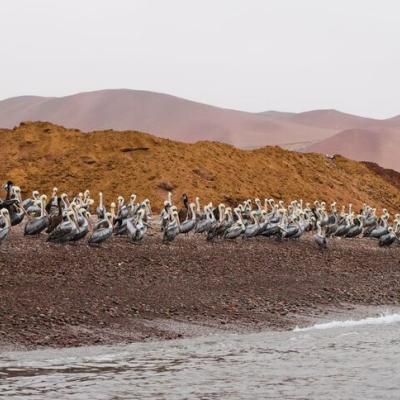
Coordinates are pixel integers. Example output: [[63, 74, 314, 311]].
[[163, 210, 180, 243], [96, 192, 106, 220], [379, 227, 397, 247], [9, 190, 25, 226], [333, 214, 352, 237], [60, 193, 71, 211], [243, 211, 260, 239], [24, 195, 49, 235], [195, 206, 214, 233], [178, 194, 190, 221], [47, 210, 79, 244], [179, 203, 197, 234], [345, 215, 363, 238], [207, 204, 228, 240], [24, 191, 42, 215], [223, 208, 245, 239], [127, 209, 148, 243], [223, 219, 245, 240], [46, 197, 63, 234], [0, 209, 11, 246], [116, 196, 129, 219], [314, 221, 327, 248], [141, 199, 152, 221], [88, 212, 113, 246], [71, 209, 91, 242], [160, 201, 171, 231], [195, 197, 202, 219], [127, 194, 138, 216], [45, 187, 59, 215]]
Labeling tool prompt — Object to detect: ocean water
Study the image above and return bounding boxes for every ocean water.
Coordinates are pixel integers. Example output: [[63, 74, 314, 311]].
[[1, 313, 400, 399]]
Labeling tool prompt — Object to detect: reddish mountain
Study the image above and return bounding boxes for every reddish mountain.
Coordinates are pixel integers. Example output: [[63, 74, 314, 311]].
[[263, 108, 399, 130], [304, 128, 400, 171], [0, 90, 335, 149]]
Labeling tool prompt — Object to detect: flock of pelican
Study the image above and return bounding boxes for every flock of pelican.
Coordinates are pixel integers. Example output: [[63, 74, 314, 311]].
[[1, 180, 399, 249]]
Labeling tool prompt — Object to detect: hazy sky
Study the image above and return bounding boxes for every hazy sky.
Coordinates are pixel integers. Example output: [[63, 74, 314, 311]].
[[1, 0, 400, 117]]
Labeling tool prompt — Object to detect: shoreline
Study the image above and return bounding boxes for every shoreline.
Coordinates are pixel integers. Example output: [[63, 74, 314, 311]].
[[2, 304, 400, 353], [1, 225, 400, 350]]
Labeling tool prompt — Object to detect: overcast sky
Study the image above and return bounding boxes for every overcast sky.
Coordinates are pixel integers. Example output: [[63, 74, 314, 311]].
[[1, 0, 399, 117]]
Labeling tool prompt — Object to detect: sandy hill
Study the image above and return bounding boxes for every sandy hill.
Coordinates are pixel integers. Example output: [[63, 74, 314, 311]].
[[1, 122, 400, 212], [0, 90, 337, 149], [261, 108, 400, 127], [304, 128, 400, 171], [269, 109, 396, 130]]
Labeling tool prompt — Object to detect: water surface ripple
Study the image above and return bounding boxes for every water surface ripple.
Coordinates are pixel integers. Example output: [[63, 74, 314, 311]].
[[1, 314, 400, 399]]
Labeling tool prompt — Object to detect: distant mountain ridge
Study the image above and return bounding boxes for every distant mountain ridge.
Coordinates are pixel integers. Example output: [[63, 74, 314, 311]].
[[1, 89, 400, 170]]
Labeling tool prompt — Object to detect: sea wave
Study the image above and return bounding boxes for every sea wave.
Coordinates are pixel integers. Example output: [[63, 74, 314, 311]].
[[293, 313, 400, 332]]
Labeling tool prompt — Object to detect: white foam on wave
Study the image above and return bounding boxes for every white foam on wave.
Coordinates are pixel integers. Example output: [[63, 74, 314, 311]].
[[293, 313, 400, 332]]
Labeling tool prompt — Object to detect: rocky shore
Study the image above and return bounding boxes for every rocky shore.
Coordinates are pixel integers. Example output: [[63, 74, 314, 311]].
[[1, 225, 400, 350]]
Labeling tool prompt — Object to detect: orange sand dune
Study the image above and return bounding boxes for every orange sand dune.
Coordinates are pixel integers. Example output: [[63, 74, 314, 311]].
[[1, 122, 400, 212]]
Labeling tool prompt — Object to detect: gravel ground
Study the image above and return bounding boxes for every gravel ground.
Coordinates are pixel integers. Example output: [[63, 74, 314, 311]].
[[1, 224, 400, 349]]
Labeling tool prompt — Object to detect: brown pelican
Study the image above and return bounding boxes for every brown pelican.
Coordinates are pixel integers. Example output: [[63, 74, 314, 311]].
[[88, 212, 113, 246], [126, 216, 138, 242], [142, 199, 152, 221], [314, 221, 327, 248], [179, 203, 197, 234], [195, 206, 214, 233], [45, 187, 59, 215], [116, 196, 129, 219], [127, 209, 148, 243], [281, 217, 301, 239], [368, 213, 389, 239], [243, 211, 261, 239], [8, 187, 26, 226], [46, 197, 63, 234], [345, 215, 363, 238], [163, 210, 180, 243], [195, 197, 202, 219], [333, 214, 352, 237], [206, 204, 228, 240], [379, 227, 397, 247], [96, 192, 106, 219], [24, 195, 49, 235], [178, 193, 190, 221], [24, 191, 42, 215], [71, 209, 91, 242], [47, 210, 79, 244], [6, 181, 13, 199], [0, 209, 11, 246], [223, 208, 245, 239], [61, 193, 71, 211], [207, 203, 231, 240], [127, 194, 138, 216], [160, 201, 171, 231], [223, 219, 245, 239]]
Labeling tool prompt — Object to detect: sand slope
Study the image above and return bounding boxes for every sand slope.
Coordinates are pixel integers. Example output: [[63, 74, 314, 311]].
[[1, 122, 400, 212]]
